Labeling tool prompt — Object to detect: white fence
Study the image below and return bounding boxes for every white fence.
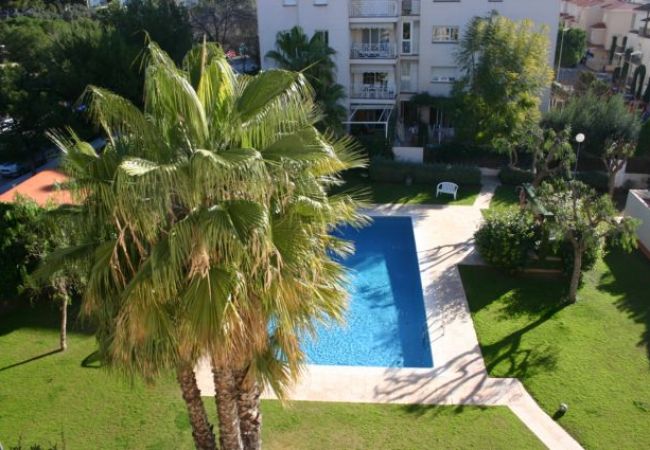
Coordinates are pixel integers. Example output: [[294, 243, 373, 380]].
[[393, 146, 423, 164]]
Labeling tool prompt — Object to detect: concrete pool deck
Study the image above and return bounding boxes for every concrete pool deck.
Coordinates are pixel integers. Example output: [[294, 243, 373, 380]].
[[195, 179, 583, 450]]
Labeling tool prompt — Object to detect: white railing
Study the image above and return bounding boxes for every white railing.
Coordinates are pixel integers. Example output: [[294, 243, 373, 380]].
[[351, 85, 397, 99], [401, 0, 420, 15], [349, 1, 398, 17], [401, 40, 419, 55], [351, 43, 396, 58]]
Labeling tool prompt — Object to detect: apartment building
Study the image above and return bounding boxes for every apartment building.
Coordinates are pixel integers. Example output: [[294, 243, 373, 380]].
[[257, 0, 560, 139]]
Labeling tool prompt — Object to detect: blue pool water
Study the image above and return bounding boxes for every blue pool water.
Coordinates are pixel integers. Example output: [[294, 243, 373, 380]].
[[303, 216, 433, 368]]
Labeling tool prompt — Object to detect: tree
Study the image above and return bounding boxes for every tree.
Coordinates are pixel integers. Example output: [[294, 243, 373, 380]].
[[556, 28, 586, 68], [537, 179, 638, 303], [98, 0, 193, 64], [188, 0, 257, 57], [543, 91, 642, 188], [43, 41, 365, 449], [602, 139, 636, 197], [453, 12, 553, 145], [266, 26, 346, 130], [527, 127, 575, 187]]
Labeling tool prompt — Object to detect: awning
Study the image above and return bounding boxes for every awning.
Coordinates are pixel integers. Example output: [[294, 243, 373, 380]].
[[343, 104, 395, 139], [349, 23, 394, 30]]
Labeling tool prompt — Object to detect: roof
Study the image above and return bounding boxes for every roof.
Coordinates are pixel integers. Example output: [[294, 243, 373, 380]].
[[0, 170, 73, 206], [591, 22, 607, 29], [602, 1, 639, 12], [569, 0, 606, 7]]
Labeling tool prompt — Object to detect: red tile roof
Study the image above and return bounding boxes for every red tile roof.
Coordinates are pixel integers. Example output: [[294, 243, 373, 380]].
[[0, 170, 73, 206]]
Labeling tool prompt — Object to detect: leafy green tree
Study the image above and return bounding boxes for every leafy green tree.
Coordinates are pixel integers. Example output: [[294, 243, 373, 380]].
[[537, 179, 638, 303], [98, 0, 193, 64], [266, 26, 346, 130], [43, 41, 364, 450], [453, 12, 553, 145], [543, 91, 643, 193], [556, 28, 586, 68]]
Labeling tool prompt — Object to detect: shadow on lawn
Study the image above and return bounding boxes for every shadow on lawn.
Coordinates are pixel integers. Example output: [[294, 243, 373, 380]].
[[481, 304, 563, 378], [600, 249, 650, 363], [0, 349, 62, 372]]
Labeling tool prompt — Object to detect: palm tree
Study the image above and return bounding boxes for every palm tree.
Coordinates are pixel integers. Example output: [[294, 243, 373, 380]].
[[42, 41, 365, 450], [266, 26, 347, 130]]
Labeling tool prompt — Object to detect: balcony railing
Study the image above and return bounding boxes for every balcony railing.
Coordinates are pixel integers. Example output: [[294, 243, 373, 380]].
[[349, 1, 398, 18], [401, 0, 420, 15], [351, 43, 396, 59], [351, 85, 397, 99]]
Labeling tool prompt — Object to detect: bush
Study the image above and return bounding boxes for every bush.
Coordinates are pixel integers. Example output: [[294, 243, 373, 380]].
[[576, 171, 609, 192], [498, 166, 534, 186], [369, 158, 481, 185], [475, 209, 539, 272], [0, 199, 48, 315]]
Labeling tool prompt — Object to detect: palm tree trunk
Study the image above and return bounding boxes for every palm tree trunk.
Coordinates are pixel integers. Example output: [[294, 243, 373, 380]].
[[568, 245, 582, 303], [212, 365, 243, 450], [176, 364, 217, 450], [60, 299, 68, 351], [234, 368, 262, 450]]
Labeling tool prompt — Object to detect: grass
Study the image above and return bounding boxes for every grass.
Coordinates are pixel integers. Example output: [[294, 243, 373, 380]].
[[339, 174, 480, 206], [487, 185, 520, 211], [0, 305, 543, 449], [459, 249, 650, 449]]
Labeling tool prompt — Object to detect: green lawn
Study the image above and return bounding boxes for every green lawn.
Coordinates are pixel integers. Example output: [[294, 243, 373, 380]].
[[487, 185, 520, 211], [0, 305, 543, 449], [339, 175, 480, 206], [460, 249, 650, 449]]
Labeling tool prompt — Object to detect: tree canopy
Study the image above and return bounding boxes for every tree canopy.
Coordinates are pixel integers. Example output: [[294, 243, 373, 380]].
[[555, 28, 587, 68], [452, 12, 553, 145]]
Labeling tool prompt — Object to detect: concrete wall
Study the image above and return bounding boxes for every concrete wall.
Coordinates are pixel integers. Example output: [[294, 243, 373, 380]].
[[624, 189, 650, 251]]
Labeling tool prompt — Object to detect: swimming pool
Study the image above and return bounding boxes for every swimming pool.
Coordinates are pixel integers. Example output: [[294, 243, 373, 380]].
[[303, 216, 434, 368]]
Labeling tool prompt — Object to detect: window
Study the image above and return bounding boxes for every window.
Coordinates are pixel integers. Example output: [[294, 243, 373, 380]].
[[431, 66, 457, 83], [432, 26, 459, 43], [362, 28, 390, 45], [314, 0, 328, 4], [315, 30, 329, 45], [362, 72, 388, 86], [283, 0, 297, 5]]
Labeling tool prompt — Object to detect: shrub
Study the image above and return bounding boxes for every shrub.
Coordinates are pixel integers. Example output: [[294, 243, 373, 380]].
[[498, 166, 534, 186], [475, 209, 538, 272], [0, 199, 48, 314], [369, 158, 481, 185], [576, 171, 609, 192]]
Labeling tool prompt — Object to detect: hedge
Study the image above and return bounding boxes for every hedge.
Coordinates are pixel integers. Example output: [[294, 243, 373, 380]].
[[369, 158, 481, 185], [576, 171, 609, 192], [498, 166, 534, 185]]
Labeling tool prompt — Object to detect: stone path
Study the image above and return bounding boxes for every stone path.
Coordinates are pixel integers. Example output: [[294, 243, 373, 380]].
[[195, 176, 583, 450]]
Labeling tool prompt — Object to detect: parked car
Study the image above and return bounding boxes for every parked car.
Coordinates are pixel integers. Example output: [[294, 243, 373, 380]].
[[0, 117, 15, 134], [0, 161, 29, 178]]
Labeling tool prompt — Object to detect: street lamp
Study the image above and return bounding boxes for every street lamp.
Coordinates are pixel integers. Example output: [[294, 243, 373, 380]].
[[574, 133, 585, 176], [556, 26, 571, 82]]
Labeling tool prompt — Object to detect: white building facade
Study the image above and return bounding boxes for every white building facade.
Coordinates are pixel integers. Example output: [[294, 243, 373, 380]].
[[257, 0, 560, 140]]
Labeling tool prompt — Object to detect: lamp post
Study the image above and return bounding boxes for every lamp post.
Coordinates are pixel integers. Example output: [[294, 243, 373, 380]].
[[239, 43, 248, 74], [574, 133, 585, 176], [556, 26, 570, 82]]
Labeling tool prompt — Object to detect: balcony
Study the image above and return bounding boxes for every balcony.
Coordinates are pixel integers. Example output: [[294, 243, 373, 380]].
[[351, 43, 397, 59], [401, 0, 420, 15], [351, 85, 397, 100], [349, 1, 398, 18]]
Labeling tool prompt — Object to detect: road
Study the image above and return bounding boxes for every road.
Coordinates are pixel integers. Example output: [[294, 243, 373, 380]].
[[0, 158, 60, 195]]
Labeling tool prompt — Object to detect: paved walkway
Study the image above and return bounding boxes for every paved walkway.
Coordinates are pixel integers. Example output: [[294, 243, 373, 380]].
[[195, 177, 583, 450]]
